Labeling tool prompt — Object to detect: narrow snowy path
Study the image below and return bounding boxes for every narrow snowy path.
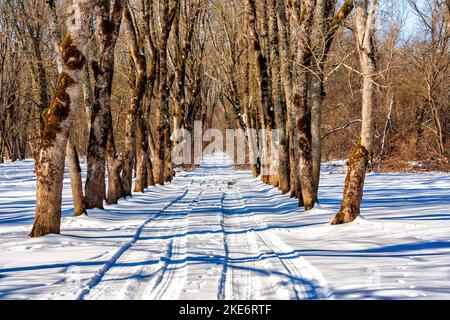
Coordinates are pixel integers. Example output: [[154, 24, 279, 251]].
[[80, 154, 328, 300]]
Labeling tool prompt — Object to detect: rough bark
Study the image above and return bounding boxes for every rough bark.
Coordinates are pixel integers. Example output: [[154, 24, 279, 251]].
[[262, 0, 278, 188], [153, 0, 180, 185], [164, 126, 173, 182], [85, 0, 124, 208], [247, 0, 275, 185], [173, 2, 202, 134], [154, 46, 169, 184], [140, 0, 157, 188], [45, 0, 63, 73], [122, 4, 147, 197], [134, 115, 148, 192], [332, 0, 378, 225], [106, 129, 123, 204], [146, 138, 156, 187], [66, 134, 87, 217], [46, 0, 87, 218], [276, 0, 301, 199], [270, 0, 290, 193], [332, 141, 370, 224], [290, 0, 317, 210], [310, 0, 354, 199], [310, 1, 327, 201], [30, 1, 92, 237], [243, 57, 259, 177]]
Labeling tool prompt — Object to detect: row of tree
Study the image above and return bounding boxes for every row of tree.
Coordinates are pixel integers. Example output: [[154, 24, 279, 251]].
[[0, 0, 448, 237]]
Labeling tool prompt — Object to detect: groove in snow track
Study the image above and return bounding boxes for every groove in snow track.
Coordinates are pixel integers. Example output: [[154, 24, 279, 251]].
[[76, 182, 193, 300], [228, 184, 332, 300], [219, 187, 278, 300], [217, 188, 230, 300], [146, 186, 206, 300]]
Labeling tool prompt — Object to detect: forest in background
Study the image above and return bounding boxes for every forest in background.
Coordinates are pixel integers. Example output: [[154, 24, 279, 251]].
[[1, 0, 448, 169], [0, 0, 448, 237]]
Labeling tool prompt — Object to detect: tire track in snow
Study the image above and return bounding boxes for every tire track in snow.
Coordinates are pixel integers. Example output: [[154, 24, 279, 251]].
[[116, 237, 174, 300], [115, 186, 206, 300], [220, 187, 281, 300], [146, 186, 206, 300], [76, 182, 193, 300], [217, 189, 230, 300], [229, 184, 332, 299], [174, 182, 230, 300], [77, 153, 329, 300]]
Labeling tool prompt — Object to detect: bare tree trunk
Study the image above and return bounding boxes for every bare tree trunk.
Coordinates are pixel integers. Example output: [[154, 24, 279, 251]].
[[140, 0, 158, 188], [243, 57, 259, 177], [146, 138, 156, 187], [154, 47, 169, 185], [379, 95, 394, 168], [106, 129, 123, 204], [46, 0, 87, 217], [82, 63, 94, 133], [173, 2, 201, 135], [85, 0, 124, 208], [276, 0, 298, 198], [45, 0, 63, 72], [247, 0, 275, 185], [269, 0, 290, 193], [260, 0, 278, 188], [310, 0, 354, 198], [66, 134, 87, 217], [310, 75, 322, 198], [30, 1, 92, 237], [309, 0, 326, 199], [31, 38, 49, 139], [122, 4, 147, 197], [247, 46, 261, 178], [0, 134, 5, 164], [290, 0, 316, 210], [153, 0, 179, 185], [332, 0, 378, 225], [164, 126, 173, 182], [134, 115, 148, 192], [428, 91, 445, 156], [82, 13, 95, 134], [289, 130, 302, 202]]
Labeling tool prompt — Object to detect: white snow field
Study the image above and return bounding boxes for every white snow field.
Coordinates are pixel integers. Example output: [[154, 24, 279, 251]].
[[0, 153, 449, 300]]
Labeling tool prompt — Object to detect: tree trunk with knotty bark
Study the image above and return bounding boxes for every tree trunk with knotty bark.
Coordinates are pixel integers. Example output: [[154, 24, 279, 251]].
[[122, 4, 147, 197], [46, 0, 87, 218], [269, 0, 290, 193], [154, 0, 179, 185], [332, 0, 378, 225], [289, 0, 316, 211], [30, 1, 92, 237], [247, 0, 275, 185], [85, 0, 124, 208]]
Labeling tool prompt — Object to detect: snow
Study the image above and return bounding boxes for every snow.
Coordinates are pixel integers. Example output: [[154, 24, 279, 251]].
[[0, 153, 449, 300]]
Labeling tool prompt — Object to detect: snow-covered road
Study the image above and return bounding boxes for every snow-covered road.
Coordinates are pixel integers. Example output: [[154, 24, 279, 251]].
[[0, 153, 449, 299], [79, 155, 329, 300]]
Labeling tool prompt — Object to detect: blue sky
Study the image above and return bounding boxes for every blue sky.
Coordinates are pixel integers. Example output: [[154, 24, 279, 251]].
[[376, 0, 426, 40]]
